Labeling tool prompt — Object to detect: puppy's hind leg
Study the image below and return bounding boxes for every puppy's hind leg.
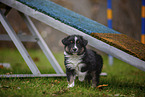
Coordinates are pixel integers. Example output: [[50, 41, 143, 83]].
[[91, 71, 98, 87], [85, 73, 92, 84], [96, 74, 100, 86], [92, 73, 101, 87]]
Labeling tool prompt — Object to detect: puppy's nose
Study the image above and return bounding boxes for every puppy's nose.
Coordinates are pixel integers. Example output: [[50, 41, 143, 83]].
[[73, 48, 77, 52]]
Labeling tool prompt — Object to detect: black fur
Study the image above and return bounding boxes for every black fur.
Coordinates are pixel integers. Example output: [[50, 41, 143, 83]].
[[62, 35, 103, 87]]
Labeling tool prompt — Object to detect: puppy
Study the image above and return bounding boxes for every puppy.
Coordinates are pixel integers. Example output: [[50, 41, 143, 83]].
[[62, 35, 103, 88]]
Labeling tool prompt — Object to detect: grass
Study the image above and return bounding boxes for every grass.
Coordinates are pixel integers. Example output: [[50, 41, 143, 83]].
[[0, 48, 145, 97]]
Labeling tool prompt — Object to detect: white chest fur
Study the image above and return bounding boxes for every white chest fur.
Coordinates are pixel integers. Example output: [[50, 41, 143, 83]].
[[64, 51, 83, 69], [64, 51, 87, 81]]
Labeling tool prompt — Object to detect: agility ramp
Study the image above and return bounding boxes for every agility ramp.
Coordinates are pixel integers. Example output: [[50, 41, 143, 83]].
[[0, 0, 144, 78]]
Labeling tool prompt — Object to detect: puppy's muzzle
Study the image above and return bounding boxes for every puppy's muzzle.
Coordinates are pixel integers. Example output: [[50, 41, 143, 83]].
[[72, 46, 78, 53], [73, 48, 77, 52]]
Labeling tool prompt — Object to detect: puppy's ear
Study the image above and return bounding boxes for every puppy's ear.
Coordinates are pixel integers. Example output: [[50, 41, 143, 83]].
[[62, 36, 70, 45], [83, 38, 88, 46], [80, 36, 88, 46]]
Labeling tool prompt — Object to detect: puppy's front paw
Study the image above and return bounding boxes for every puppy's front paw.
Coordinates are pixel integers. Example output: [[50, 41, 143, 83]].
[[78, 71, 87, 81], [67, 81, 74, 88]]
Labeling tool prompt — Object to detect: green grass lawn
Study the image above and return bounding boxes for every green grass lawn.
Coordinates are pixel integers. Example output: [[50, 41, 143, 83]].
[[0, 48, 145, 97]]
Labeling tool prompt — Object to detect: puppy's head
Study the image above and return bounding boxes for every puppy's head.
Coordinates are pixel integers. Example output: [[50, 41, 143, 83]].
[[62, 35, 88, 55]]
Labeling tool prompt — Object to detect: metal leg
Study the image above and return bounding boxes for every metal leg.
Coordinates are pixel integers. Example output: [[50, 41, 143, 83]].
[[0, 10, 41, 75], [108, 55, 113, 66], [0, 73, 107, 78], [19, 12, 64, 74]]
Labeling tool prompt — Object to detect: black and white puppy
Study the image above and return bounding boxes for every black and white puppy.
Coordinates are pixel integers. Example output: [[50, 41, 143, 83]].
[[62, 35, 103, 88]]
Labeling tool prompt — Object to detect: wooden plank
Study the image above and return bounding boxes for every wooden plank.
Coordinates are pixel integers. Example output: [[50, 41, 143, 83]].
[[0, 0, 145, 72], [0, 74, 66, 78], [0, 73, 107, 78], [0, 34, 37, 42]]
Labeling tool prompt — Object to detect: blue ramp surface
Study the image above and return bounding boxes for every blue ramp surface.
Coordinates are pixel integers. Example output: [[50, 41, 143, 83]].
[[17, 0, 120, 35]]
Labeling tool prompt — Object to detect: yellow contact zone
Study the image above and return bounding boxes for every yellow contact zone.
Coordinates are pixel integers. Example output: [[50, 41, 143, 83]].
[[142, 6, 145, 18], [107, 9, 112, 19], [141, 34, 145, 44]]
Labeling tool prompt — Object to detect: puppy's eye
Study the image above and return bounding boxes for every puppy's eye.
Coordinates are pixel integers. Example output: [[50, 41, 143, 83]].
[[77, 41, 79, 43], [71, 41, 73, 43]]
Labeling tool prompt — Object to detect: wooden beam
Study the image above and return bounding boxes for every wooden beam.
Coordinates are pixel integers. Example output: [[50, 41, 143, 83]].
[[0, 34, 37, 42], [0, 73, 107, 78]]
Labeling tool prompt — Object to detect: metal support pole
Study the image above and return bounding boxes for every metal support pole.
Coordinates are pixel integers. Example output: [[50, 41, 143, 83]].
[[107, 0, 113, 65], [141, 0, 145, 44], [19, 12, 64, 74], [0, 10, 41, 75]]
